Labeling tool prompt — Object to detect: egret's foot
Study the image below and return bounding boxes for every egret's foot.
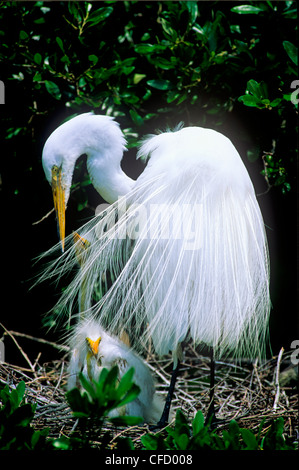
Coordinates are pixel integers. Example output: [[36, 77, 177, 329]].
[[148, 420, 169, 432], [149, 359, 180, 432], [205, 407, 226, 430], [205, 410, 218, 430]]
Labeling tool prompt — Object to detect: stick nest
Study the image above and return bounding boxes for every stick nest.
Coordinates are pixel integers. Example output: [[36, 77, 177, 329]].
[[0, 326, 298, 449]]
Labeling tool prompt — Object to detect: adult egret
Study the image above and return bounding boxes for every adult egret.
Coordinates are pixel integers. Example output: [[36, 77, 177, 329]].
[[42, 112, 270, 426], [67, 317, 164, 424]]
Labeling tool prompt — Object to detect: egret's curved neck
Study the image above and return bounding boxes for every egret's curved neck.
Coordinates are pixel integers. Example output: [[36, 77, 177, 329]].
[[87, 150, 135, 204]]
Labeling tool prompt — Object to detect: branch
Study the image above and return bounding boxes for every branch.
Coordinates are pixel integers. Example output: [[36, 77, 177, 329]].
[[32, 208, 54, 225], [273, 347, 284, 411]]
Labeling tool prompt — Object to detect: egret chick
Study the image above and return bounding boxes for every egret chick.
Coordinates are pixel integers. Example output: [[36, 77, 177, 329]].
[[67, 318, 166, 424]]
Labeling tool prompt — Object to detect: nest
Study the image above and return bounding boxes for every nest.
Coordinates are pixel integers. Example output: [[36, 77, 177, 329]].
[[0, 325, 298, 449]]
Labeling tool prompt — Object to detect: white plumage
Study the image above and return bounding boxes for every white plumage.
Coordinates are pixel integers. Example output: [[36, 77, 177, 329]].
[[41, 113, 270, 371], [67, 318, 164, 424]]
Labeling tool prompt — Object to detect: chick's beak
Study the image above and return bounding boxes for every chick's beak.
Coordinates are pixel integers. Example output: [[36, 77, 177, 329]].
[[86, 337, 101, 356], [51, 165, 66, 252]]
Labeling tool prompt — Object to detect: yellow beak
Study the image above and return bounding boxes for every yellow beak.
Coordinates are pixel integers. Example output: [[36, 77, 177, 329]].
[[73, 232, 91, 265], [51, 166, 66, 252], [86, 336, 101, 356]]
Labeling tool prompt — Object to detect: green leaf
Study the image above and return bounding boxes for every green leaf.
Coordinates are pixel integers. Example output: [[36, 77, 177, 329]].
[[228, 420, 241, 449], [33, 72, 42, 82], [247, 79, 267, 100], [79, 372, 98, 399], [177, 433, 189, 450], [231, 5, 264, 14], [51, 437, 72, 450], [109, 415, 143, 426], [115, 367, 135, 397], [133, 73, 146, 85], [129, 109, 144, 126], [147, 79, 173, 90], [192, 410, 205, 435], [34, 53, 42, 65], [238, 95, 260, 107], [185, 1, 198, 25], [261, 418, 287, 450], [86, 7, 113, 26], [161, 18, 177, 41], [240, 428, 258, 449], [135, 43, 158, 54], [19, 30, 29, 40], [270, 98, 282, 107], [11, 404, 34, 427], [56, 36, 64, 52], [66, 387, 91, 416], [283, 41, 298, 66], [88, 54, 99, 65], [141, 433, 160, 450], [44, 81, 61, 100], [16, 382, 26, 406], [151, 57, 175, 70], [116, 384, 141, 409], [104, 366, 119, 393]]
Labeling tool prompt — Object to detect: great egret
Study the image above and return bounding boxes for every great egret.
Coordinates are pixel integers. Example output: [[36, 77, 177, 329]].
[[67, 317, 164, 424], [42, 112, 270, 426]]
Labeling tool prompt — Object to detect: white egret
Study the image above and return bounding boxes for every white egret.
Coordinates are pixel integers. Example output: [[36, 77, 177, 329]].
[[67, 317, 164, 424], [42, 112, 270, 426]]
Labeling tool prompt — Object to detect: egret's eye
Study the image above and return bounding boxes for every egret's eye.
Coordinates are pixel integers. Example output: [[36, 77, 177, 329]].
[[51, 164, 60, 176], [51, 165, 62, 184]]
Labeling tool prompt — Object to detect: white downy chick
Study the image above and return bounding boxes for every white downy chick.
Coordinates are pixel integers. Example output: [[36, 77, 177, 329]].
[[67, 318, 165, 424]]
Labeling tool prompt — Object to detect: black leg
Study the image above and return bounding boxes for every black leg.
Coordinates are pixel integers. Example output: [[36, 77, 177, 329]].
[[150, 359, 180, 430], [205, 347, 218, 428]]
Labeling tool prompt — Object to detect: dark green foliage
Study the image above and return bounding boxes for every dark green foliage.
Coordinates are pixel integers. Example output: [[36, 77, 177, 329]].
[[0, 381, 48, 450], [66, 366, 142, 425], [51, 366, 142, 449], [141, 409, 297, 451], [1, 1, 297, 200]]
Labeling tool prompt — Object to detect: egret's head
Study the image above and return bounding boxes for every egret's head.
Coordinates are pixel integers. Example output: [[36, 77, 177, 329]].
[[42, 117, 83, 252], [42, 113, 126, 251]]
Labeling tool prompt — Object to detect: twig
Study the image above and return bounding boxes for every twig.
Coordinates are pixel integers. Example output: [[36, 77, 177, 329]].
[[50, 361, 65, 401], [273, 347, 284, 411], [33, 351, 42, 370], [253, 358, 263, 393], [32, 207, 54, 225], [0, 323, 36, 375], [5, 330, 69, 352]]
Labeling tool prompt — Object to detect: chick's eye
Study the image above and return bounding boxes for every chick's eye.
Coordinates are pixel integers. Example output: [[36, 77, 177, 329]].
[[97, 356, 103, 367]]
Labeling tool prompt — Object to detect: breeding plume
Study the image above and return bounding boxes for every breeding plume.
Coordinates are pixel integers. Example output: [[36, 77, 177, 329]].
[[42, 112, 270, 424], [67, 318, 164, 424]]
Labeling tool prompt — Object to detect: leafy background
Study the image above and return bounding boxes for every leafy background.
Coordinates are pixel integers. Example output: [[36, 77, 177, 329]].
[[0, 1, 297, 365]]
